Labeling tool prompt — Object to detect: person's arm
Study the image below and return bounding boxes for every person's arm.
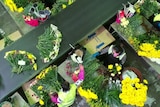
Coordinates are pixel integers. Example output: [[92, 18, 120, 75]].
[[77, 64, 85, 80], [75, 64, 85, 86]]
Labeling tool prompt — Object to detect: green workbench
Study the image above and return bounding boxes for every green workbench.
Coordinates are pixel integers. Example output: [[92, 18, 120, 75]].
[[0, 0, 136, 101]]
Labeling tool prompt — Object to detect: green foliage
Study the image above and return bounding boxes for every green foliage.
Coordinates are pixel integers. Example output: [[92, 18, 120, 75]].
[[104, 82, 122, 107], [81, 52, 108, 102], [88, 99, 108, 107], [140, 0, 159, 18], [117, 14, 143, 37], [50, 0, 76, 15], [31, 66, 61, 107], [128, 14, 143, 29], [13, 0, 29, 8], [4, 36, 13, 47], [50, 0, 68, 16], [137, 32, 160, 49]]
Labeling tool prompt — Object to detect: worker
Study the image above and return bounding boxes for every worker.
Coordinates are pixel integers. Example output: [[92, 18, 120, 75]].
[[96, 44, 126, 66], [50, 64, 85, 107]]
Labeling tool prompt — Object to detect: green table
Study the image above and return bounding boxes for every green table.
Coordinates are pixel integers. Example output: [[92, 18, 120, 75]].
[[0, 0, 136, 101]]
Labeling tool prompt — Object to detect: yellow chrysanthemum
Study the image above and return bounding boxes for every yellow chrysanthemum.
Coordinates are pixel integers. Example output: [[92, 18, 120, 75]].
[[78, 87, 98, 102], [120, 77, 148, 106]]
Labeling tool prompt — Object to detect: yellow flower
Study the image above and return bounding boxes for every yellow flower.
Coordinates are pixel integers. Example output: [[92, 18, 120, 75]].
[[154, 40, 159, 44], [17, 7, 24, 13], [68, 0, 74, 5], [33, 64, 37, 70], [87, 89, 98, 100], [19, 50, 26, 54], [116, 65, 122, 71], [108, 64, 113, 69], [27, 53, 36, 60], [39, 99, 44, 105], [120, 78, 148, 106], [12, 3, 18, 11], [78, 87, 98, 102], [37, 86, 43, 90], [62, 4, 67, 9], [143, 79, 148, 84]]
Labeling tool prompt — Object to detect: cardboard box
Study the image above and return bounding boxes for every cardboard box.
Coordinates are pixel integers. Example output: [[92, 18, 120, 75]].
[[22, 79, 39, 105], [80, 26, 115, 54], [11, 92, 30, 107]]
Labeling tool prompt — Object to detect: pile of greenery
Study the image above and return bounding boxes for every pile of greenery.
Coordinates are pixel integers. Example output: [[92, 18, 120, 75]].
[[31, 65, 61, 107], [140, 0, 159, 19], [36, 24, 62, 63]]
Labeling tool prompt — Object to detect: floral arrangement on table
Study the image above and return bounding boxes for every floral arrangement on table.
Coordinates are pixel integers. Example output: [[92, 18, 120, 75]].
[[119, 77, 148, 107], [115, 0, 160, 64], [31, 65, 61, 106], [4, 50, 37, 74], [107, 63, 122, 77], [37, 24, 62, 63]]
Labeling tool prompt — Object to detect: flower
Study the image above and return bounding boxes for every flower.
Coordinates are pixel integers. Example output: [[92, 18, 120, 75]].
[[4, 50, 37, 74], [120, 18, 129, 27], [39, 99, 44, 105], [107, 63, 122, 77], [78, 86, 98, 102], [108, 64, 113, 69], [4, 0, 24, 13], [119, 77, 148, 107], [138, 43, 160, 58], [37, 86, 43, 90]]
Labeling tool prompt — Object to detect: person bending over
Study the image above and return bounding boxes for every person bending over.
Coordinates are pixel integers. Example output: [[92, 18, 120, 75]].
[[96, 44, 126, 66], [50, 64, 85, 107]]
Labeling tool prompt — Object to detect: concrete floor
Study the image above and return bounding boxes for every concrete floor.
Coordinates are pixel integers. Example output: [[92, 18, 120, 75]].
[[1, 1, 160, 107]]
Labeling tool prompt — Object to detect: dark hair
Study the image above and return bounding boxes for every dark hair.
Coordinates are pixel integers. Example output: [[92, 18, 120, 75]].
[[61, 81, 70, 92], [113, 45, 123, 55]]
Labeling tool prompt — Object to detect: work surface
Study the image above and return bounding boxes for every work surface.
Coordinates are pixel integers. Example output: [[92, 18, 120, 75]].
[[0, 0, 135, 101]]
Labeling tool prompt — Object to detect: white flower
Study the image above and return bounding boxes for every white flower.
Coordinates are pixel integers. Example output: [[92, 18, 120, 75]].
[[120, 18, 129, 27], [43, 58, 50, 63], [18, 60, 26, 65], [111, 73, 115, 77], [50, 24, 58, 31], [118, 71, 121, 74], [55, 31, 62, 38]]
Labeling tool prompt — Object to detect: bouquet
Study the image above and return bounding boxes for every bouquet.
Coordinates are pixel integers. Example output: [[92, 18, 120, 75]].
[[4, 50, 37, 74], [37, 24, 62, 63], [107, 63, 122, 77], [31, 66, 61, 106]]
